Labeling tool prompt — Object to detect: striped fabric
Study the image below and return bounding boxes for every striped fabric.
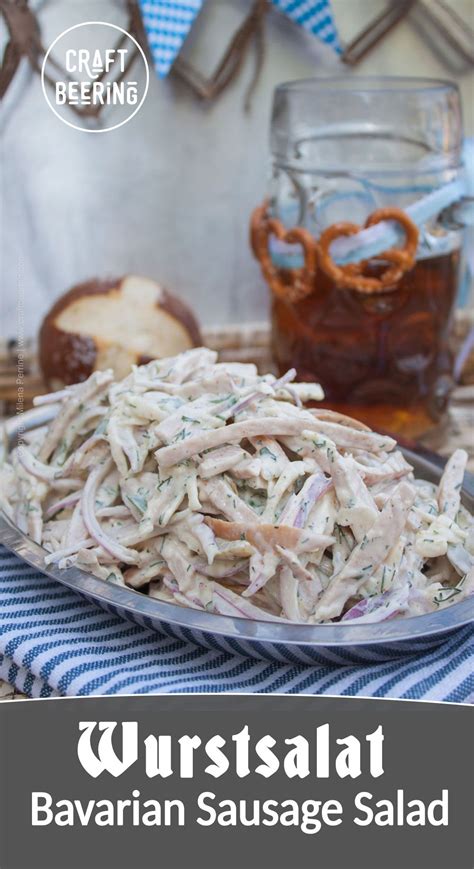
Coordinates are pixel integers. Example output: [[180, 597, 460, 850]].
[[138, 0, 340, 79], [0, 548, 472, 700]]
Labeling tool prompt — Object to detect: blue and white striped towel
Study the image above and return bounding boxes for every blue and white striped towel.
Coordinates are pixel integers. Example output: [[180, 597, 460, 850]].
[[0, 548, 472, 700], [139, 0, 340, 79]]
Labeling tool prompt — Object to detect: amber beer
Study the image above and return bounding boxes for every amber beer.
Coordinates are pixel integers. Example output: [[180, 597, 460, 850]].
[[258, 79, 464, 437], [271, 250, 460, 437]]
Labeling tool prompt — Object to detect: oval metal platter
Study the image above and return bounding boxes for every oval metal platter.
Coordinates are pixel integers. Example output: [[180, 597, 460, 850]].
[[1, 407, 473, 665]]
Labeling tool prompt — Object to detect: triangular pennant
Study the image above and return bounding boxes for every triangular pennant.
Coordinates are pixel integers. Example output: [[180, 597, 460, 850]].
[[140, 0, 340, 79], [138, 0, 204, 78], [271, 0, 341, 52]]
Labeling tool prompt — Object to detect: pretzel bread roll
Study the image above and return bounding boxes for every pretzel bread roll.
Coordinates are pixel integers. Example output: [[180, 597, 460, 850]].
[[39, 275, 201, 388]]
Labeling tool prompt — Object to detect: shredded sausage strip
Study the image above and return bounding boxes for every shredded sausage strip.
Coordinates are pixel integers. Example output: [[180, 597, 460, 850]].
[[2, 348, 472, 623]]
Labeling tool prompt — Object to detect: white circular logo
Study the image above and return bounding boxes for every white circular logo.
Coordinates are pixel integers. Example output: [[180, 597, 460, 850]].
[[41, 21, 149, 133]]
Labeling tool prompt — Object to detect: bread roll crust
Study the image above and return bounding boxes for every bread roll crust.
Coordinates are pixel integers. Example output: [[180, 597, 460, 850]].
[[39, 276, 202, 388]]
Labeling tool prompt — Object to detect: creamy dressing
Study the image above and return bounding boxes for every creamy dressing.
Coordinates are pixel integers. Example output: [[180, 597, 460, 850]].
[[2, 348, 473, 624]]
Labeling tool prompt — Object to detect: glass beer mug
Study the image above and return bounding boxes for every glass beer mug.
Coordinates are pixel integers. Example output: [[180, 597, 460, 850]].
[[251, 78, 465, 437]]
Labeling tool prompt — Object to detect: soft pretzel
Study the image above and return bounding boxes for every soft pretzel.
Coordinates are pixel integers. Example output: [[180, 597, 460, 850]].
[[318, 208, 419, 295], [250, 203, 419, 299], [250, 203, 318, 303]]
